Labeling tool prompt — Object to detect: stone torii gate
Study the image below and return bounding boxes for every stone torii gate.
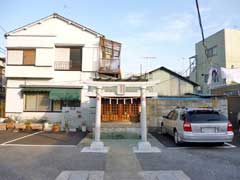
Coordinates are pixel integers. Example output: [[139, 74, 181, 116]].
[[81, 80, 161, 153]]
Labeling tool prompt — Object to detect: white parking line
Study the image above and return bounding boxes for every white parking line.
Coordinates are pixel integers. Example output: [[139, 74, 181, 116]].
[[166, 143, 236, 150], [0, 131, 43, 145], [1, 144, 77, 148], [225, 143, 237, 148]]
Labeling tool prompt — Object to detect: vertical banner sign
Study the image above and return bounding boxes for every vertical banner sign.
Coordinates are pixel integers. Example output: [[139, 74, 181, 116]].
[[117, 84, 125, 95]]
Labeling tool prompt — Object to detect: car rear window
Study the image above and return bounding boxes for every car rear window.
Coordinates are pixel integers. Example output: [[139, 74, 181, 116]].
[[187, 111, 227, 123]]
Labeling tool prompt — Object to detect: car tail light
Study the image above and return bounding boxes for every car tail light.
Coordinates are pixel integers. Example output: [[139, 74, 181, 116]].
[[183, 120, 192, 132], [227, 121, 233, 132]]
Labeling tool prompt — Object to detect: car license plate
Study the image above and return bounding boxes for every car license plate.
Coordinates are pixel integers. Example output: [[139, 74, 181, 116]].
[[201, 127, 216, 133]]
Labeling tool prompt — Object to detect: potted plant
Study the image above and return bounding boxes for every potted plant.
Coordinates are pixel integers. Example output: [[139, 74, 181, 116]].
[[25, 120, 32, 131], [53, 122, 60, 133], [4, 117, 16, 130], [81, 121, 87, 132], [15, 120, 26, 131], [0, 121, 6, 131], [39, 119, 49, 131]]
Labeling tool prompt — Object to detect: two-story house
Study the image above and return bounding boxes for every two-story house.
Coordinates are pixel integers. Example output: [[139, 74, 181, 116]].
[[4, 13, 121, 128]]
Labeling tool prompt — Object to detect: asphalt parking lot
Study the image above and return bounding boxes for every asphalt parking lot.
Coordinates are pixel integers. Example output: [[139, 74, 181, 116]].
[[0, 131, 34, 144], [0, 131, 239, 180], [0, 146, 106, 180], [0, 131, 87, 146], [231, 131, 240, 147], [136, 147, 240, 180]]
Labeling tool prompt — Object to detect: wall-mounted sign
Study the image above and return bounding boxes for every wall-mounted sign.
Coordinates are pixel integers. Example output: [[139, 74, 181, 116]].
[[117, 84, 125, 95]]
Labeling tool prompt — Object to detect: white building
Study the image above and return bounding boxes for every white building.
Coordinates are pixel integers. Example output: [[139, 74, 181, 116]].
[[4, 13, 123, 129], [189, 29, 240, 94]]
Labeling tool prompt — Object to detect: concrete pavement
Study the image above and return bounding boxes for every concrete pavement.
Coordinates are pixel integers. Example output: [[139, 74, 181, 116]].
[[0, 132, 239, 180], [104, 139, 143, 180]]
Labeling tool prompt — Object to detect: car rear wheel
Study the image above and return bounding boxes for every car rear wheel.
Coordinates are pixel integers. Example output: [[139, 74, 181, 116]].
[[216, 142, 224, 146], [174, 130, 181, 145]]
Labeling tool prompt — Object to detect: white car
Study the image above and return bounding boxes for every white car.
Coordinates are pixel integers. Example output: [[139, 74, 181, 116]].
[[161, 107, 234, 145]]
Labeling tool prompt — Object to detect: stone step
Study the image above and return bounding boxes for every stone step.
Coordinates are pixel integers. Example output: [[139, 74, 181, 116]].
[[100, 127, 140, 134], [101, 122, 140, 128]]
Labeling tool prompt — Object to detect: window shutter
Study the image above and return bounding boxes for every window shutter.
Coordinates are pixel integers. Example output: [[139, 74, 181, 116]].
[[23, 49, 35, 65]]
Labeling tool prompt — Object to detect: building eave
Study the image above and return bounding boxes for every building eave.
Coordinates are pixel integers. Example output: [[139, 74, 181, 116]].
[[5, 13, 104, 38], [147, 66, 199, 87], [20, 85, 83, 89]]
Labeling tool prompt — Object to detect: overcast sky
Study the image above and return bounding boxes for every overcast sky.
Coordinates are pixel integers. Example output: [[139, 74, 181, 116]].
[[0, 0, 240, 76]]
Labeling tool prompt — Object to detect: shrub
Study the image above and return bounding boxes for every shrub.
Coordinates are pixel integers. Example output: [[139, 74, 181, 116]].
[[38, 119, 48, 124]]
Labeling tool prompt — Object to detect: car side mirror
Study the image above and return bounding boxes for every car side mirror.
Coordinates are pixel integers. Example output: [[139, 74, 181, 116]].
[[162, 115, 168, 119]]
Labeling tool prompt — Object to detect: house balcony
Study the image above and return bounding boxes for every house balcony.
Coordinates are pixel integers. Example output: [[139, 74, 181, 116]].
[[54, 61, 81, 71], [98, 59, 120, 75]]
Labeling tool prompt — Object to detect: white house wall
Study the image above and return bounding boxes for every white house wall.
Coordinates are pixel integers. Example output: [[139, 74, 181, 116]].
[[6, 36, 55, 48], [5, 88, 23, 113], [224, 29, 240, 69], [82, 47, 99, 71], [36, 48, 54, 66], [7, 50, 23, 65], [5, 66, 54, 78]]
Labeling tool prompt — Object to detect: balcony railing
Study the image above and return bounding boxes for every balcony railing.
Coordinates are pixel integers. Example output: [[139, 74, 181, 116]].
[[99, 59, 120, 74], [54, 61, 81, 71]]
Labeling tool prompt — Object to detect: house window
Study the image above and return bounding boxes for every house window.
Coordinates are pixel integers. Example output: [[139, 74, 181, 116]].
[[204, 74, 209, 83], [70, 47, 82, 70], [62, 100, 81, 107], [55, 47, 82, 71], [23, 49, 35, 65], [52, 100, 62, 112], [52, 100, 81, 112], [25, 93, 81, 112], [206, 46, 217, 58], [24, 92, 50, 111]]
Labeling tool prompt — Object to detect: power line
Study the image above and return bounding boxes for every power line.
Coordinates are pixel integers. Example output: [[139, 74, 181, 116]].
[[0, 47, 6, 52], [195, 0, 207, 50], [0, 49, 5, 54], [194, 0, 224, 70], [0, 24, 7, 33], [195, 0, 214, 67]]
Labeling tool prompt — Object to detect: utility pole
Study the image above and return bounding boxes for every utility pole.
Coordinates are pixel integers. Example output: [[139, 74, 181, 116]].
[[140, 63, 142, 76]]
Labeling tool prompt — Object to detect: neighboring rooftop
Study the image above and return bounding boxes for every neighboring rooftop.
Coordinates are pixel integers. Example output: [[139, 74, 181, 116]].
[[147, 66, 199, 87], [93, 77, 147, 82]]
